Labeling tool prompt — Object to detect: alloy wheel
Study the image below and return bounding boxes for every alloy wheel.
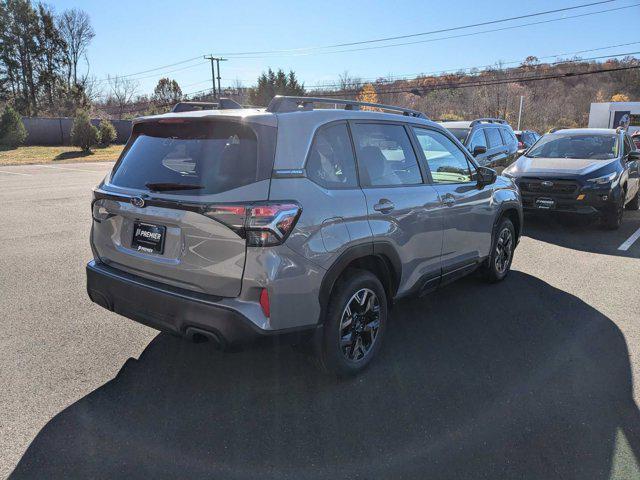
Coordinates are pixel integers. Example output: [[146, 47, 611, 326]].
[[339, 288, 381, 362], [494, 227, 513, 274]]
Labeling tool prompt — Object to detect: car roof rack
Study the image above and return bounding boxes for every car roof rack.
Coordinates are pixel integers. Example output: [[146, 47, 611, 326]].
[[171, 98, 244, 113], [266, 95, 428, 119], [470, 118, 507, 127]]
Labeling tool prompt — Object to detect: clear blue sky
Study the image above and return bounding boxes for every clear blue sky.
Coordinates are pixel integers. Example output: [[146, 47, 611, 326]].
[[48, 0, 640, 97]]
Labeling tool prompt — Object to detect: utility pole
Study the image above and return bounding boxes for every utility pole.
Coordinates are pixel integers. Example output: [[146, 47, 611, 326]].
[[216, 57, 227, 96], [204, 55, 227, 100], [517, 95, 524, 130]]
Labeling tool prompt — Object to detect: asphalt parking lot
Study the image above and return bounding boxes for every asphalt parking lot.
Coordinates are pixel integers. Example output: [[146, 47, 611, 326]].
[[1, 162, 640, 479]]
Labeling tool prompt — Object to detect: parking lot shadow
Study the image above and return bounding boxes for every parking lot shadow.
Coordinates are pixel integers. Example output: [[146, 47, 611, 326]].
[[11, 272, 640, 480], [523, 212, 640, 258]]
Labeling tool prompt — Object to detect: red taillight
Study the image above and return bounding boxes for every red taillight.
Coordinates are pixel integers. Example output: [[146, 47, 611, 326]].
[[259, 288, 270, 318], [204, 202, 301, 247]]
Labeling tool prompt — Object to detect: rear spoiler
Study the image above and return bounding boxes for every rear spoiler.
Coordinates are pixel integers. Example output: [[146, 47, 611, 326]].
[[171, 98, 243, 112]]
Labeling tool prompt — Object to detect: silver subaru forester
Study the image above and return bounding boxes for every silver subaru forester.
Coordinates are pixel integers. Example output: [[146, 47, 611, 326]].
[[87, 96, 522, 375]]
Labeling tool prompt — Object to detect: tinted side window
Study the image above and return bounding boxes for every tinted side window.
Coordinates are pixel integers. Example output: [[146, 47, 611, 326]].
[[352, 123, 423, 186], [499, 128, 515, 146], [413, 128, 474, 184], [499, 128, 512, 146], [306, 123, 358, 188], [486, 128, 503, 148], [623, 135, 633, 156], [469, 129, 487, 150]]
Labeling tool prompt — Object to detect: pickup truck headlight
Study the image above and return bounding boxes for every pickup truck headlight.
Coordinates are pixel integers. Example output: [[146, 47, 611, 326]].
[[586, 171, 618, 185]]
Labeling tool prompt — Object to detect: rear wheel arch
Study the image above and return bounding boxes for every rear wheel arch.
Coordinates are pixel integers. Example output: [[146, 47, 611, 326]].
[[318, 243, 401, 325]]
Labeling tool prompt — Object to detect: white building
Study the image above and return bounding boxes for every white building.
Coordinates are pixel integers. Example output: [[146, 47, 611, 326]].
[[588, 102, 640, 133]]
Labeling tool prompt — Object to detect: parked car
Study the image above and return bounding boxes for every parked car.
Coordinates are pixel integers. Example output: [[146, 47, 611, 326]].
[[86, 96, 522, 376], [439, 118, 519, 172], [503, 128, 640, 229], [514, 129, 541, 153]]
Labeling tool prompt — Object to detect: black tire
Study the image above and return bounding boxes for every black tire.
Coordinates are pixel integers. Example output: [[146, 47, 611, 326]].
[[601, 198, 624, 230], [481, 217, 516, 283], [626, 188, 639, 210], [317, 269, 388, 376]]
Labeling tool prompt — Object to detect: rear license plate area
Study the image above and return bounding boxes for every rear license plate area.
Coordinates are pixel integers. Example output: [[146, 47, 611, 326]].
[[535, 198, 555, 210], [132, 222, 166, 254]]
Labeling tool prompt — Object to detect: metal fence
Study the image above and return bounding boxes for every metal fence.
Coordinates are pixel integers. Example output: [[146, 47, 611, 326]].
[[21, 117, 132, 146]]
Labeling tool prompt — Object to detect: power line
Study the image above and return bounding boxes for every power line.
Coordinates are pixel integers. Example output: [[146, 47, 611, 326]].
[[316, 64, 640, 98], [83, 1, 636, 86], [195, 42, 640, 89], [223, 3, 639, 59], [93, 60, 208, 85], [306, 48, 640, 89], [213, 0, 617, 56], [102, 60, 640, 116]]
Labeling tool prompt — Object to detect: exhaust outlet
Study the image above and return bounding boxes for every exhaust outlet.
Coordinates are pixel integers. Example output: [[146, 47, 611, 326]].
[[184, 327, 225, 349]]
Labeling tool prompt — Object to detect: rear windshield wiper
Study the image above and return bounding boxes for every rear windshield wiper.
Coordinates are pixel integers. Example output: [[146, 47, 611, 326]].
[[145, 182, 204, 192]]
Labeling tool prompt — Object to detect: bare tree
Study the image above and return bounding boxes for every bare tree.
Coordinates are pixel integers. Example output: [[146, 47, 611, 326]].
[[338, 71, 362, 98], [58, 8, 94, 87], [107, 75, 138, 119]]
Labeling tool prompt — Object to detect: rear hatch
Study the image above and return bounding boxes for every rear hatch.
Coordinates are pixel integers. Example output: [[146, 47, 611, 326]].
[[91, 115, 276, 297]]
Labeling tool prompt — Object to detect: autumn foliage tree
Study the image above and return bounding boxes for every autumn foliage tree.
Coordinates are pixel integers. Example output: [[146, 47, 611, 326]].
[[611, 93, 630, 102], [356, 83, 380, 110]]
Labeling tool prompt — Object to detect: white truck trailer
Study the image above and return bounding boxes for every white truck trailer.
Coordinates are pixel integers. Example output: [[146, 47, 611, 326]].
[[588, 102, 640, 134]]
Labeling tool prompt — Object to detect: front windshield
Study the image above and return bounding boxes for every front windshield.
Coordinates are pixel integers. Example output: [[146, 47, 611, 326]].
[[447, 128, 470, 143], [527, 133, 618, 160]]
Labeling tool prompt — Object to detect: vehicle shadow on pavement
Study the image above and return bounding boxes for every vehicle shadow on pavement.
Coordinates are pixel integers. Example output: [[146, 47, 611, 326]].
[[10, 272, 640, 480], [523, 211, 640, 258]]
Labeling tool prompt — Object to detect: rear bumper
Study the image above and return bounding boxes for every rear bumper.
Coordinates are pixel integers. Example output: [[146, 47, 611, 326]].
[[86, 260, 315, 346]]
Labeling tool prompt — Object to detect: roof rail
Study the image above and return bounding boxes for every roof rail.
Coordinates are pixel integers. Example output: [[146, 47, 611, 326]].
[[171, 98, 243, 113], [266, 95, 428, 119], [470, 118, 507, 127]]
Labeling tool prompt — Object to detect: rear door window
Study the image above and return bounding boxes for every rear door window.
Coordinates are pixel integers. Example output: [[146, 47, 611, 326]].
[[352, 123, 423, 186], [469, 129, 487, 150], [111, 120, 272, 195], [306, 123, 358, 188], [485, 128, 503, 148], [499, 128, 510, 146]]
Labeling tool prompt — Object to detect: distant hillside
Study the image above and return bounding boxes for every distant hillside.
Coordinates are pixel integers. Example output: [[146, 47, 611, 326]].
[[310, 57, 640, 133]]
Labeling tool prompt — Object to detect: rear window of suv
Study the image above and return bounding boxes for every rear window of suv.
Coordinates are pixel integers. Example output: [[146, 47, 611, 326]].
[[110, 120, 274, 195]]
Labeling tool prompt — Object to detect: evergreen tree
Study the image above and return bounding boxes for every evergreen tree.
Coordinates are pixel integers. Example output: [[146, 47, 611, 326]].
[[71, 109, 99, 152], [0, 104, 27, 147], [249, 68, 305, 106]]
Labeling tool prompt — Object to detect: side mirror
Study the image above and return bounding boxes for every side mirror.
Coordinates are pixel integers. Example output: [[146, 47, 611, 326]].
[[472, 145, 487, 157], [477, 166, 497, 187]]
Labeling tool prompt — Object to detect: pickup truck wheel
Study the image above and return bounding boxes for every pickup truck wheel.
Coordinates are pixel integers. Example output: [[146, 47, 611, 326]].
[[318, 269, 387, 376], [482, 217, 515, 283], [625, 189, 639, 210]]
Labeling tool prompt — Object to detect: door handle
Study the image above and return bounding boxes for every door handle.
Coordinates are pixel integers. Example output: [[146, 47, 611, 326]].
[[373, 199, 395, 213], [442, 194, 455, 206]]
